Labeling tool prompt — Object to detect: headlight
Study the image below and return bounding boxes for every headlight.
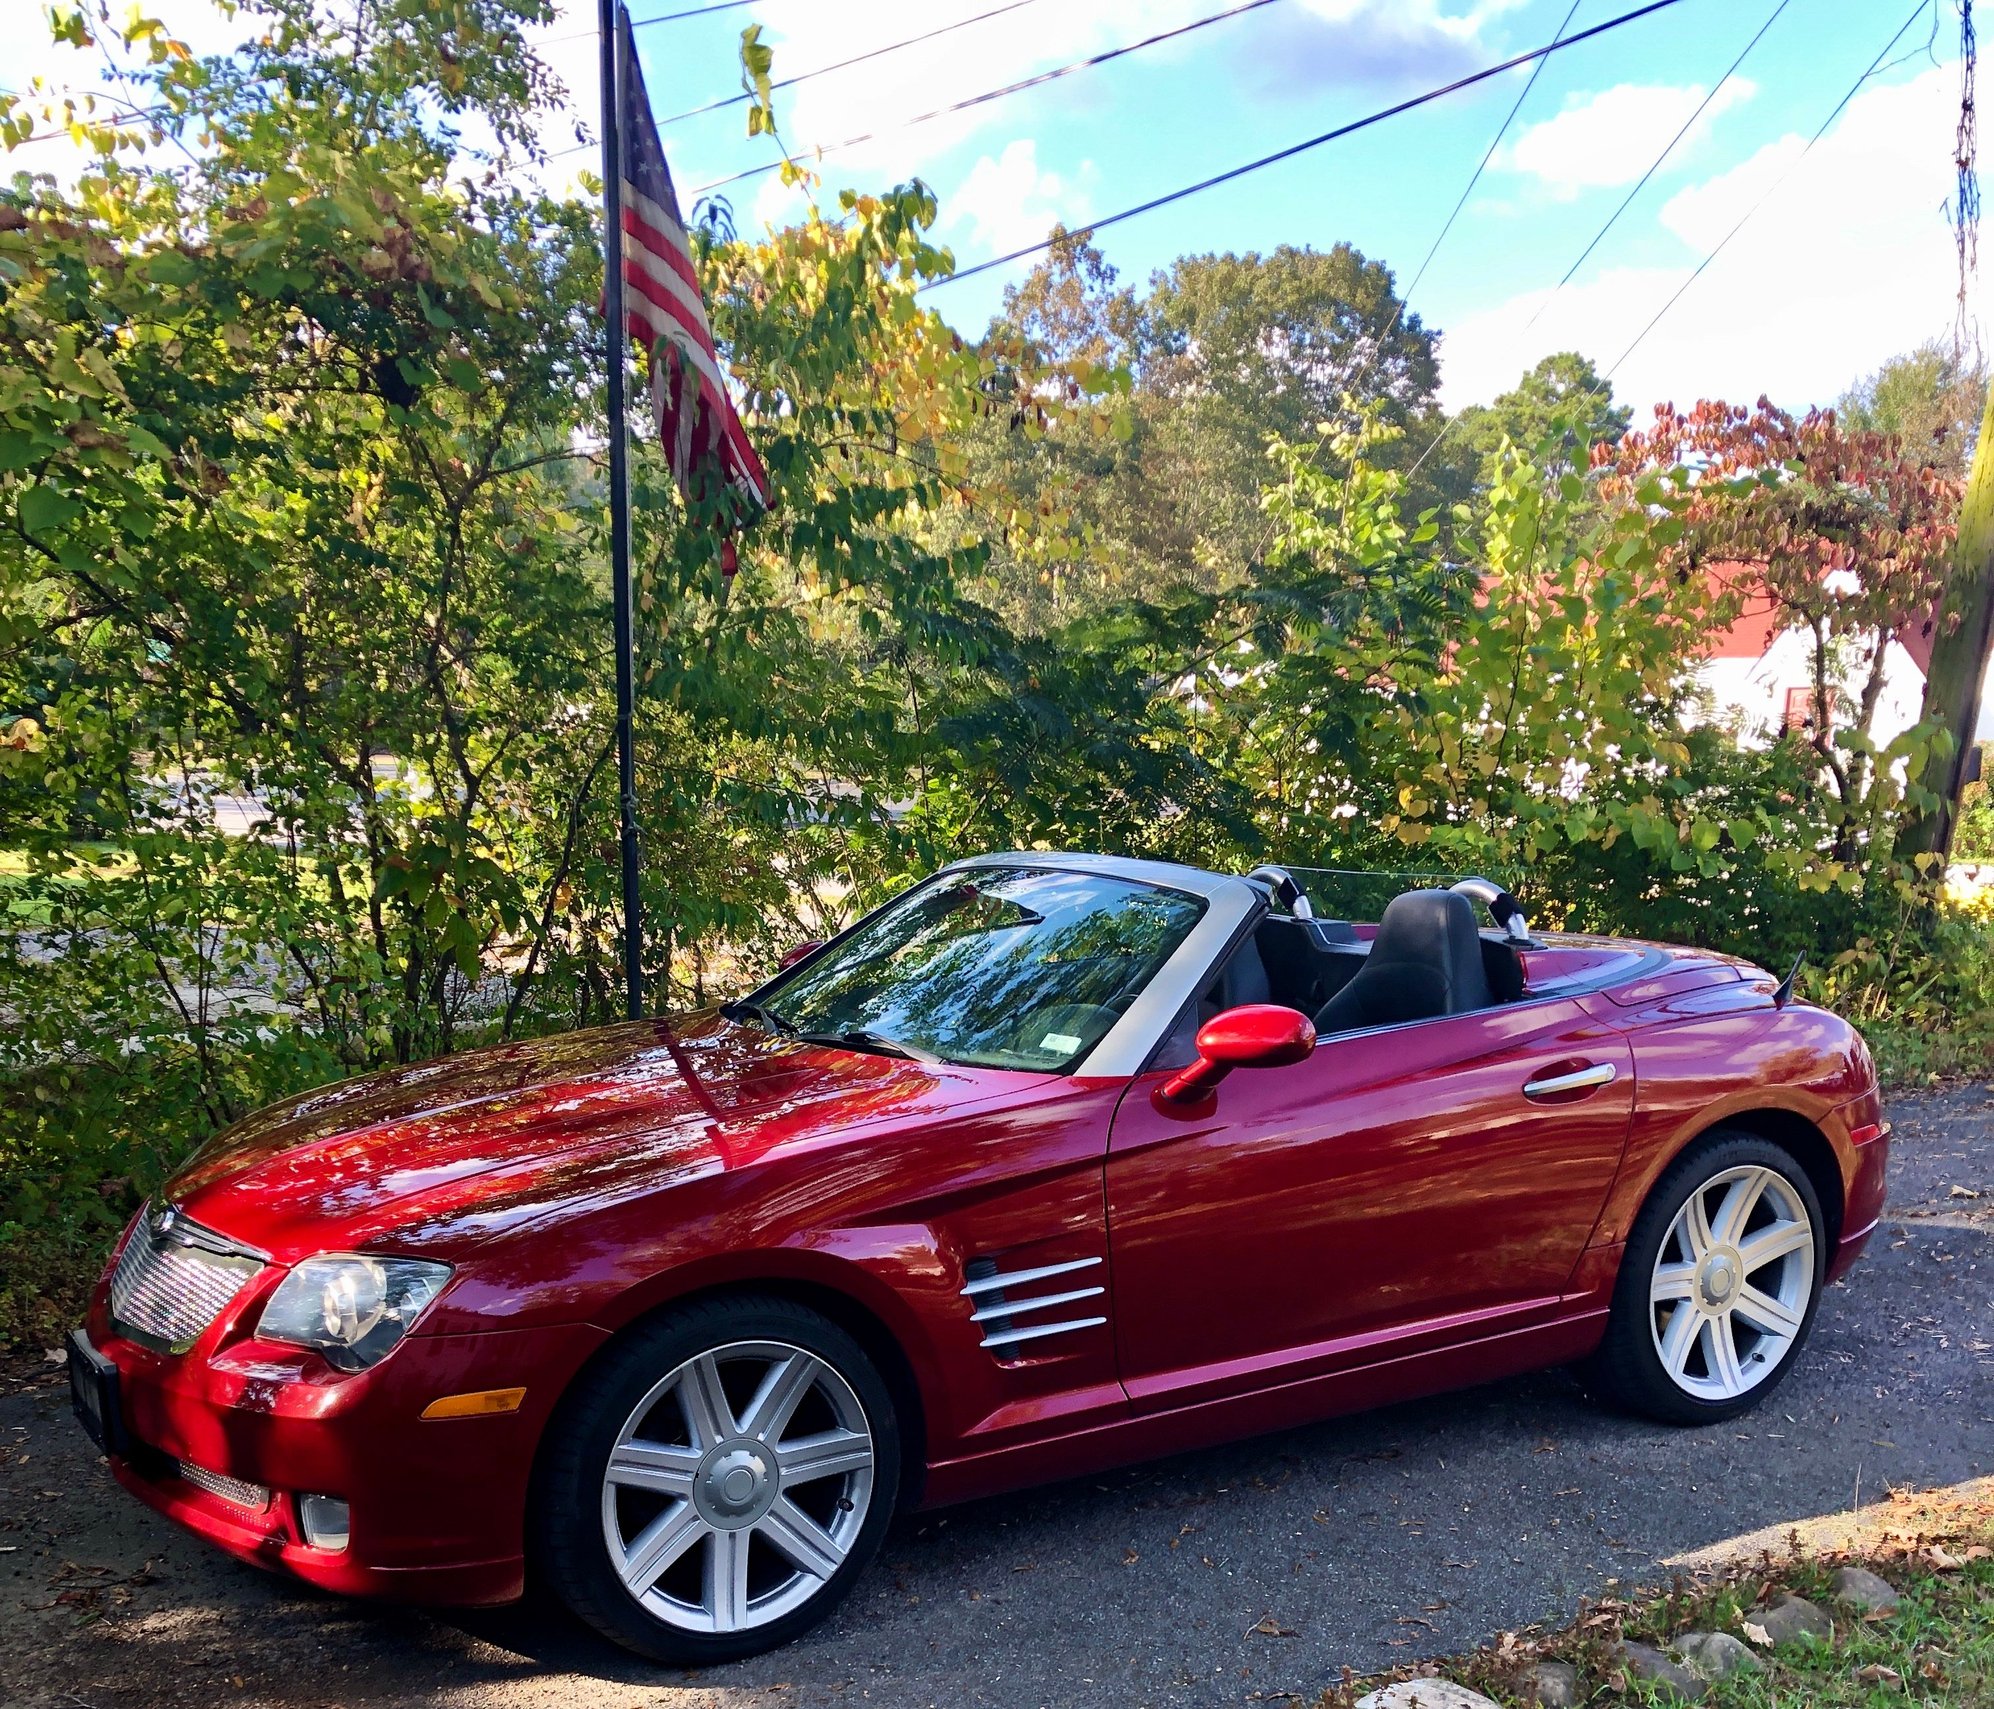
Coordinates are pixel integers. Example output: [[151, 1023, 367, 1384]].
[[258, 1254, 452, 1371]]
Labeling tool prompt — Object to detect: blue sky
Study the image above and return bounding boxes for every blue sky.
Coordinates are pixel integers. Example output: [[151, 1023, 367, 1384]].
[[1, 0, 1975, 416], [605, 0, 1970, 413]]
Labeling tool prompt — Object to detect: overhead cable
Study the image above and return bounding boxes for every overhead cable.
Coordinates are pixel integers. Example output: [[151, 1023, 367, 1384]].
[[922, 0, 1688, 290], [654, 0, 1050, 128], [684, 0, 1292, 191]]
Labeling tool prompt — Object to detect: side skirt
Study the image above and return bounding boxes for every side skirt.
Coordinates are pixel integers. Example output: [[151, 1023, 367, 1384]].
[[917, 1306, 1611, 1509]]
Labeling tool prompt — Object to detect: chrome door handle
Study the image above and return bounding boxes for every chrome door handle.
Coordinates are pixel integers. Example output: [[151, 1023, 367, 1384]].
[[1523, 1062, 1617, 1098]]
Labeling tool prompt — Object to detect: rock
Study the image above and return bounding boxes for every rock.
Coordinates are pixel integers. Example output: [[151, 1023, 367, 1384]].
[[1743, 1593, 1834, 1647], [1673, 1631, 1762, 1680], [1614, 1641, 1707, 1701], [1523, 1659, 1580, 1707], [1829, 1566, 1901, 1614], [1354, 1682, 1502, 1709]]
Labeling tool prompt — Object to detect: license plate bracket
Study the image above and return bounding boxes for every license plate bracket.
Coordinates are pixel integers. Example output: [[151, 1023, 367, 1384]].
[[67, 1328, 128, 1457]]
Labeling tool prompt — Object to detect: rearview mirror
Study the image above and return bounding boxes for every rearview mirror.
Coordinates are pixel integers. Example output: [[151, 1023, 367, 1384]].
[[778, 941, 823, 971], [1157, 1003, 1316, 1106]]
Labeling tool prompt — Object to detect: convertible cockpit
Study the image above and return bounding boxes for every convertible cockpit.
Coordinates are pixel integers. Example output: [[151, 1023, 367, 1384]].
[[1191, 880, 1528, 1047]]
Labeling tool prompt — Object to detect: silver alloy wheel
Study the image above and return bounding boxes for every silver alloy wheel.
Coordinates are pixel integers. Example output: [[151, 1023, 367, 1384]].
[[599, 1339, 876, 1635], [1649, 1162, 1816, 1402]]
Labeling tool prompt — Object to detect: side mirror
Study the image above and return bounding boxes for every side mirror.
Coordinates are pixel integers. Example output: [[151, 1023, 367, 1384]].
[[1157, 1003, 1315, 1106], [778, 940, 823, 971]]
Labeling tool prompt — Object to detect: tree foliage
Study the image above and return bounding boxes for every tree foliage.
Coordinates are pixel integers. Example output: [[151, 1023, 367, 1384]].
[[0, 3, 1986, 1346]]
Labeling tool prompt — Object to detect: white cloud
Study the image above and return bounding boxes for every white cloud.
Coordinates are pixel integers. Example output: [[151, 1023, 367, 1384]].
[[1496, 79, 1757, 199], [1439, 64, 1966, 417], [945, 137, 1091, 257], [1240, 0, 1522, 94], [0, 0, 241, 188]]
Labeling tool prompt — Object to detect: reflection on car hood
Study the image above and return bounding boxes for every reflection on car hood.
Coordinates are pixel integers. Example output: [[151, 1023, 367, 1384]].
[[166, 1014, 1046, 1259]]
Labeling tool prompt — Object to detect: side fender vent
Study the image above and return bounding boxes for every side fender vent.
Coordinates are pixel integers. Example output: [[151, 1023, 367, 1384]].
[[960, 1255, 1106, 1359]]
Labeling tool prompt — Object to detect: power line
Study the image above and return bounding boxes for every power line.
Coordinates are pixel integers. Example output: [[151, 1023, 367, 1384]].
[[922, 0, 1688, 292], [1600, 0, 1931, 384], [1401, 0, 1793, 485], [1514, 0, 1792, 347], [655, 0, 1048, 128], [541, 0, 808, 49], [1367, 0, 1584, 364], [685, 0, 1292, 192], [1235, 0, 1585, 576]]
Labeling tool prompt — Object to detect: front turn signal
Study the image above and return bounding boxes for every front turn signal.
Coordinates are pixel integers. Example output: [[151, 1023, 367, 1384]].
[[421, 1386, 527, 1421]]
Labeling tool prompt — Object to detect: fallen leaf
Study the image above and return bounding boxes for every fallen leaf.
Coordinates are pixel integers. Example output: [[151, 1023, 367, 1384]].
[[1248, 1616, 1296, 1638], [1857, 1664, 1902, 1684]]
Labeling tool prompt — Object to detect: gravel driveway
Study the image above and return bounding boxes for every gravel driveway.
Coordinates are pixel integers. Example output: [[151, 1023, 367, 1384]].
[[4, 1085, 1989, 1709]]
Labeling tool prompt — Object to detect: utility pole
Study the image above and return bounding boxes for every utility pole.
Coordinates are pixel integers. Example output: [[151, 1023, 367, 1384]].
[[1904, 380, 1994, 865]]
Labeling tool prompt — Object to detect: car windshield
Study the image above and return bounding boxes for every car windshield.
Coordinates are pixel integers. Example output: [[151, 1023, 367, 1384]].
[[761, 866, 1207, 1072]]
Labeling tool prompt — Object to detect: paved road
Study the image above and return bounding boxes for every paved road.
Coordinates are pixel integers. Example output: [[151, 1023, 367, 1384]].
[[4, 1086, 1989, 1709]]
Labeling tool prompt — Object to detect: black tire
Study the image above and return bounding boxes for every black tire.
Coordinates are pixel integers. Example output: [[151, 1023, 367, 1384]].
[[1588, 1128, 1827, 1426], [533, 1294, 900, 1665]]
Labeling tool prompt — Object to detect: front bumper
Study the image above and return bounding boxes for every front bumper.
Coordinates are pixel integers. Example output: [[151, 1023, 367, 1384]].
[[82, 1296, 607, 1606]]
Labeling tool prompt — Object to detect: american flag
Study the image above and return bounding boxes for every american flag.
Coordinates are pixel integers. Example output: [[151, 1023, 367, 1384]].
[[613, 5, 769, 561]]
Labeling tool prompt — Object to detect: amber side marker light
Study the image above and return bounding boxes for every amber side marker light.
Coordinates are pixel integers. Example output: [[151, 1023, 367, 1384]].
[[421, 1387, 527, 1420]]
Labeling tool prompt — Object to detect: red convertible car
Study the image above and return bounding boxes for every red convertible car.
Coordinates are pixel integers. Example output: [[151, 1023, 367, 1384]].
[[71, 854, 1888, 1663]]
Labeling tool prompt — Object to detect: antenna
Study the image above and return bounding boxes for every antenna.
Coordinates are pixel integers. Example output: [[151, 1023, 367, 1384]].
[[1772, 952, 1805, 1008]]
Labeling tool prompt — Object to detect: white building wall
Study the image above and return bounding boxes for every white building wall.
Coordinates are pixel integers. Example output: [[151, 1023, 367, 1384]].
[[1692, 629, 1991, 749]]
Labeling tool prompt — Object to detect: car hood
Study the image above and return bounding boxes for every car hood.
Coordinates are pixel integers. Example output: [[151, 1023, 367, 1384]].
[[165, 1014, 1043, 1259]]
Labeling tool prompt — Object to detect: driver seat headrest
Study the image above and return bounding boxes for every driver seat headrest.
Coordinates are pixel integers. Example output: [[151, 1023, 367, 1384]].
[[1313, 889, 1497, 1035]]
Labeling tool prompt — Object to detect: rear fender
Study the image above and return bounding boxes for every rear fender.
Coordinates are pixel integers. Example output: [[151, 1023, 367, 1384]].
[[1581, 1002, 1873, 1254]]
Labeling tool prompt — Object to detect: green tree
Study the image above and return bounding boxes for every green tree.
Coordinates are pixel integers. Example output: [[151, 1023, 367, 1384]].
[[1836, 338, 1987, 479], [1131, 244, 1441, 583], [1439, 351, 1633, 496]]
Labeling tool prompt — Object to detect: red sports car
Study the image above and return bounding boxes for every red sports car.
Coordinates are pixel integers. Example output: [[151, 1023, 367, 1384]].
[[70, 854, 1888, 1663]]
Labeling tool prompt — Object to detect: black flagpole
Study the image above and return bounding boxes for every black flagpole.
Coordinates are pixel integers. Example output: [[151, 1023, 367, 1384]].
[[598, 0, 644, 1021]]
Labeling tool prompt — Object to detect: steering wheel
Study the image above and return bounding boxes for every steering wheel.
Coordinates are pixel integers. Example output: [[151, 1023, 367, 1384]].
[[1449, 877, 1536, 945], [1245, 864, 1315, 920]]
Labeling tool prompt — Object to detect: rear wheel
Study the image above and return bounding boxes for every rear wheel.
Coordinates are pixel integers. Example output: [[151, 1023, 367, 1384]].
[[535, 1296, 899, 1663], [1590, 1130, 1825, 1424]]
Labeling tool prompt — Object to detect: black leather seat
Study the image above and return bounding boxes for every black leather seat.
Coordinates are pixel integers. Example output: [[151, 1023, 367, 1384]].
[[1314, 889, 1497, 1035], [1254, 916, 1357, 1014]]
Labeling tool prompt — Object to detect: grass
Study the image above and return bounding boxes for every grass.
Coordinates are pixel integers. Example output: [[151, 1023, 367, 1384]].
[[1318, 1484, 1994, 1706]]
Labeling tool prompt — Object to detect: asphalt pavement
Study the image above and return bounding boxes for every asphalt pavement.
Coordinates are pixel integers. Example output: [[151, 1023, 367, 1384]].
[[3, 1084, 1988, 1709]]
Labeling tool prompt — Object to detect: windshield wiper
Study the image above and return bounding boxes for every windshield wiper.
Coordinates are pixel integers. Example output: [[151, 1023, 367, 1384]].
[[795, 1028, 943, 1064], [721, 998, 796, 1036]]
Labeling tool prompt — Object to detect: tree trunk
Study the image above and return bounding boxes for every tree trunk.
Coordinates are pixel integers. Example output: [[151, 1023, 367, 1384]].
[[1902, 381, 1994, 862]]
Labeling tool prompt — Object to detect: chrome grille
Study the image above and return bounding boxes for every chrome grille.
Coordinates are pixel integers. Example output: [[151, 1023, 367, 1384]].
[[108, 1204, 264, 1354], [178, 1460, 271, 1512]]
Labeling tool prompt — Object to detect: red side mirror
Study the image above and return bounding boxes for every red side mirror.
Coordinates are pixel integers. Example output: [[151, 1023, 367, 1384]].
[[1157, 1003, 1316, 1106], [778, 941, 823, 971]]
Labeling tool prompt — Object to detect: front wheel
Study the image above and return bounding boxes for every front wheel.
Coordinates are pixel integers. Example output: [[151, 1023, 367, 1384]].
[[1590, 1130, 1826, 1425], [534, 1296, 900, 1663]]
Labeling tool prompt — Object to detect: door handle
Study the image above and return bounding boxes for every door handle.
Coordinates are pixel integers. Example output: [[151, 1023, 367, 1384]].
[[1523, 1061, 1617, 1099]]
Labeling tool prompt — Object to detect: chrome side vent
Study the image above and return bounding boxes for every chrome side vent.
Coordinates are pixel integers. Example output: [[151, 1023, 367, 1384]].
[[961, 1255, 1106, 1355]]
